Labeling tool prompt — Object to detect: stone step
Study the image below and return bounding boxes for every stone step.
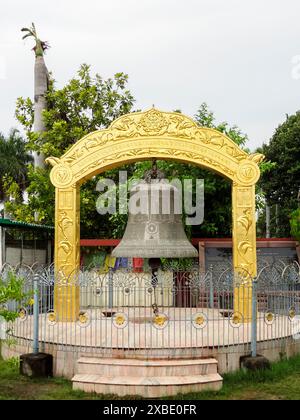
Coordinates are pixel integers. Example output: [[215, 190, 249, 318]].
[[76, 357, 218, 377], [72, 372, 223, 398]]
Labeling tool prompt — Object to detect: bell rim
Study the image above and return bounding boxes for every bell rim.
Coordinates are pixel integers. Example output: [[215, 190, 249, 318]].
[[112, 245, 198, 258]]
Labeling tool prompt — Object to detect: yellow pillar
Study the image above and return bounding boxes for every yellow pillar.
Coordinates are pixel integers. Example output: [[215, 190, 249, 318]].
[[54, 185, 80, 321], [232, 184, 257, 322]]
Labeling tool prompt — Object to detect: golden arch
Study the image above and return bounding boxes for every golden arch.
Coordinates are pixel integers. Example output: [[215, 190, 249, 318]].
[[47, 108, 264, 321]]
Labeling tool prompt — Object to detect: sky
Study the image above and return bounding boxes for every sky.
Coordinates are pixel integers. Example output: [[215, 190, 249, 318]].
[[1, 0, 300, 151]]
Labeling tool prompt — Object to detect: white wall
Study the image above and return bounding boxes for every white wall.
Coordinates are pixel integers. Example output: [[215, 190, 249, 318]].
[[5, 247, 47, 266]]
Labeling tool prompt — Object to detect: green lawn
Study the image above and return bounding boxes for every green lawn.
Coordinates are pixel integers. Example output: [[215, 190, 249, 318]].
[[0, 353, 300, 400]]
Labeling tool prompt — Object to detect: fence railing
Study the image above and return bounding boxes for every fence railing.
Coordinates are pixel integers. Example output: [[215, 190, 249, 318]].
[[1, 260, 300, 358]]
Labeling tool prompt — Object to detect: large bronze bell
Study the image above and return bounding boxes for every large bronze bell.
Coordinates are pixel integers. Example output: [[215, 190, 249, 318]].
[[112, 177, 198, 259]]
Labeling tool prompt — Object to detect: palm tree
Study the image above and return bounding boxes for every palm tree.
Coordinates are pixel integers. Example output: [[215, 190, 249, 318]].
[[21, 23, 49, 169], [0, 129, 33, 202]]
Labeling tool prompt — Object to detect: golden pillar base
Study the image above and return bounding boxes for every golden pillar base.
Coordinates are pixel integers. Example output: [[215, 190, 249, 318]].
[[233, 285, 252, 323], [54, 285, 80, 322]]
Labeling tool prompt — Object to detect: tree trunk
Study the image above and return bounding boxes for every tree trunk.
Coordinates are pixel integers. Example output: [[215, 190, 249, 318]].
[[33, 55, 48, 169]]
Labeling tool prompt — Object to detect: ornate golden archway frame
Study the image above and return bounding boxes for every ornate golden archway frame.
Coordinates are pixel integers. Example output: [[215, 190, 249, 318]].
[[47, 109, 264, 321]]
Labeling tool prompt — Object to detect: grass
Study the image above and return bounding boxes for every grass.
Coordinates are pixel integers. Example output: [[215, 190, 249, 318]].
[[0, 352, 300, 400], [169, 355, 300, 400]]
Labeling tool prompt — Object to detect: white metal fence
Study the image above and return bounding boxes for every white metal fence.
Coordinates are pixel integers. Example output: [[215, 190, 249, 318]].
[[1, 260, 300, 358]]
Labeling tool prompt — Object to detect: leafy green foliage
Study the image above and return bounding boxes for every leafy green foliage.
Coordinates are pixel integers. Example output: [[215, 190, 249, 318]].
[[21, 22, 49, 57], [190, 103, 249, 237], [0, 129, 32, 202], [16, 64, 134, 158], [259, 112, 300, 237], [11, 64, 135, 232], [290, 209, 300, 241], [160, 258, 195, 271], [195, 103, 248, 147], [5, 166, 55, 224], [0, 271, 32, 322], [5, 357, 20, 370]]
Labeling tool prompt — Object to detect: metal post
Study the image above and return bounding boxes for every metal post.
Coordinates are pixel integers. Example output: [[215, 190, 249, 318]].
[[2, 227, 6, 266], [266, 204, 271, 239], [20, 232, 24, 265], [209, 265, 214, 309], [275, 203, 280, 236], [33, 275, 39, 354], [0, 226, 3, 269], [108, 268, 113, 309], [251, 278, 258, 358]]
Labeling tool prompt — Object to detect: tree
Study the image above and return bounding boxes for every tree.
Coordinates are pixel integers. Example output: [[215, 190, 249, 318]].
[[0, 129, 32, 204], [7, 64, 135, 233], [290, 208, 300, 242], [259, 112, 300, 237], [21, 23, 50, 169]]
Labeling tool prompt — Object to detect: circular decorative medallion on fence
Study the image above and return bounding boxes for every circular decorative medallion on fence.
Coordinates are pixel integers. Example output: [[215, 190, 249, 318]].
[[77, 311, 90, 327], [192, 312, 208, 329], [146, 286, 154, 295], [289, 307, 296, 322], [47, 310, 57, 326], [230, 312, 243, 328], [18, 307, 27, 321], [264, 312, 275, 325], [113, 312, 128, 329], [94, 287, 102, 296], [152, 313, 169, 329], [123, 287, 131, 296]]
